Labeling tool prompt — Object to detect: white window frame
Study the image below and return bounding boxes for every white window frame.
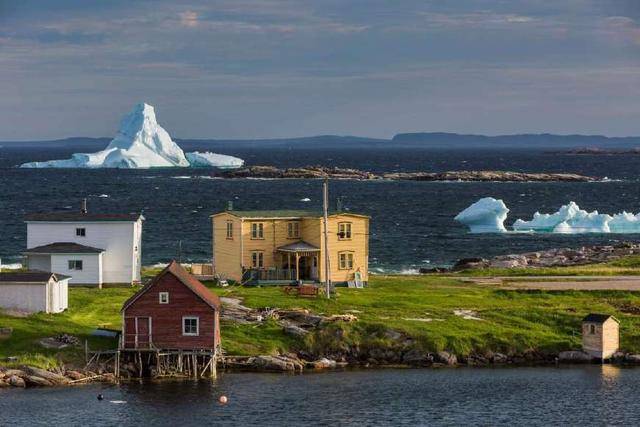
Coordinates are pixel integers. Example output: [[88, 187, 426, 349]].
[[338, 222, 352, 240], [251, 222, 264, 239], [76, 227, 86, 237], [159, 292, 169, 304], [226, 221, 234, 239], [182, 316, 199, 336], [287, 221, 300, 239], [68, 260, 83, 270], [338, 252, 354, 270], [251, 251, 264, 268]]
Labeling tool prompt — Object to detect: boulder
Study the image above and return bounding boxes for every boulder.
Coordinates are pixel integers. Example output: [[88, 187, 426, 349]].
[[402, 349, 432, 366], [0, 380, 9, 388], [625, 354, 640, 364], [4, 369, 25, 377], [65, 370, 86, 381], [281, 322, 309, 338], [249, 356, 303, 372], [558, 351, 592, 363], [25, 367, 70, 385], [435, 351, 458, 366], [491, 353, 509, 364], [452, 258, 489, 271], [312, 358, 337, 369], [24, 375, 53, 387], [277, 310, 323, 327], [8, 375, 25, 387]]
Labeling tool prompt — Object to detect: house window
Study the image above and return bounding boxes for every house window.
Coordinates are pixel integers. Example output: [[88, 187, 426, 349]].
[[68, 260, 83, 270], [182, 316, 199, 336], [339, 252, 354, 270], [76, 228, 86, 237], [226, 221, 234, 239], [287, 221, 300, 238], [251, 251, 264, 268], [338, 222, 352, 240], [159, 292, 169, 304], [590, 324, 596, 334], [251, 222, 264, 239]]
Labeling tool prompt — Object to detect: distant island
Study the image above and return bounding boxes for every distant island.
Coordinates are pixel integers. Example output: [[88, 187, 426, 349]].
[[558, 147, 640, 155], [219, 165, 596, 182]]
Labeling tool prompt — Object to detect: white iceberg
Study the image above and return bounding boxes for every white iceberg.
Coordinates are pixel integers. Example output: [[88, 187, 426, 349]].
[[513, 202, 612, 233], [185, 151, 244, 169], [454, 197, 509, 233], [20, 103, 244, 169], [609, 212, 640, 233]]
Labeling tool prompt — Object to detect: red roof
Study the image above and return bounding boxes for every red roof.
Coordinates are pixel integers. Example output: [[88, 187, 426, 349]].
[[121, 260, 220, 312]]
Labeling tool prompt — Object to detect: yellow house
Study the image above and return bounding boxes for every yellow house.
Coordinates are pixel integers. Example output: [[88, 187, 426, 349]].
[[211, 209, 369, 285]]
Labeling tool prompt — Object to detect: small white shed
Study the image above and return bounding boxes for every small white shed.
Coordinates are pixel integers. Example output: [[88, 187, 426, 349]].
[[0, 271, 69, 314]]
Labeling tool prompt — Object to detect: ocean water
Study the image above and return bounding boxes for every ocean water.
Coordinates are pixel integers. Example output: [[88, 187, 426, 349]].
[[1, 145, 639, 272], [0, 366, 637, 426]]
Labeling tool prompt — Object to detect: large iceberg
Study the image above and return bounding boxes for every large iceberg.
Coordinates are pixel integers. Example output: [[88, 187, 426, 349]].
[[20, 103, 244, 169], [512, 202, 613, 234], [454, 197, 509, 233], [185, 151, 244, 169], [457, 198, 640, 234]]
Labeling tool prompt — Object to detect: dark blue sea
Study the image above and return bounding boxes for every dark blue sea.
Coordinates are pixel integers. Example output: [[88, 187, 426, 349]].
[[1, 144, 639, 272]]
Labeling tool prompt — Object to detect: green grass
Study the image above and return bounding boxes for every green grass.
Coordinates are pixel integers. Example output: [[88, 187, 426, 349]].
[[4, 275, 640, 368], [454, 255, 640, 277]]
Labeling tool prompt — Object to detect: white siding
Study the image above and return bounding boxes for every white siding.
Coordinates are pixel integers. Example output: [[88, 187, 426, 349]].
[[0, 284, 47, 313], [27, 254, 51, 272], [50, 253, 102, 285], [47, 278, 68, 313], [27, 220, 142, 284]]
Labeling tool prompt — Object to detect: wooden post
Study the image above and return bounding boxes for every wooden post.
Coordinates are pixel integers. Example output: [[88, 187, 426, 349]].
[[193, 354, 198, 379], [287, 253, 291, 280], [322, 178, 331, 298], [84, 340, 88, 363], [295, 253, 300, 282], [115, 350, 120, 379]]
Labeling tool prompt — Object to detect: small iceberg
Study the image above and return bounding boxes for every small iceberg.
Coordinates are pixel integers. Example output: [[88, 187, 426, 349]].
[[454, 197, 509, 233], [20, 103, 244, 170], [300, 197, 311, 202], [512, 202, 612, 233], [185, 151, 244, 169]]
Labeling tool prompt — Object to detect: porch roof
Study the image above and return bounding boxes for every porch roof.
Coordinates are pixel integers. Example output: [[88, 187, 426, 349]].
[[277, 241, 320, 253]]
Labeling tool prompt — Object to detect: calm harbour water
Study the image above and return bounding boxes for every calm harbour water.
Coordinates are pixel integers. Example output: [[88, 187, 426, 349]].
[[0, 367, 637, 426], [2, 145, 640, 272]]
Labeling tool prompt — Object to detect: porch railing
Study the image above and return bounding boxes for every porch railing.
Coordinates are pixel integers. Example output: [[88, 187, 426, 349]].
[[242, 268, 296, 282]]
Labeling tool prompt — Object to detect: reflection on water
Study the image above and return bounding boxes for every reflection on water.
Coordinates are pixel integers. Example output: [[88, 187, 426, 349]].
[[2, 367, 640, 426]]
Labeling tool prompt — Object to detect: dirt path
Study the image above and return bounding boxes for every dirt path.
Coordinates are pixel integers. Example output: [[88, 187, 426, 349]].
[[459, 276, 640, 291]]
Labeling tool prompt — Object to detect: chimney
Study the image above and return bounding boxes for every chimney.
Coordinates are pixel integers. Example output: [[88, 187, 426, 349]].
[[335, 197, 343, 213], [227, 201, 233, 211], [81, 198, 88, 214]]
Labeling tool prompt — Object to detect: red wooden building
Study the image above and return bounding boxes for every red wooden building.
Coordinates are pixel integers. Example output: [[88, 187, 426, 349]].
[[117, 261, 221, 378], [120, 260, 221, 352]]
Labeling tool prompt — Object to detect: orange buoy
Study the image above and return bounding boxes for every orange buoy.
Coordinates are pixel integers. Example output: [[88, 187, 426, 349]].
[[219, 395, 228, 404]]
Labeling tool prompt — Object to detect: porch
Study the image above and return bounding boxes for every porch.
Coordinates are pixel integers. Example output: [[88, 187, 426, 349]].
[[243, 241, 321, 285]]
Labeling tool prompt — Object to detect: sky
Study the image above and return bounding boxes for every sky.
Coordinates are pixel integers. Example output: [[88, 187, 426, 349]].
[[1, 0, 640, 140]]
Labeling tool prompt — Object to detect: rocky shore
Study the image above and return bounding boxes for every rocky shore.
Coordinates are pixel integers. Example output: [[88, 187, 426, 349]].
[[0, 366, 115, 388], [422, 242, 640, 273], [219, 165, 595, 182]]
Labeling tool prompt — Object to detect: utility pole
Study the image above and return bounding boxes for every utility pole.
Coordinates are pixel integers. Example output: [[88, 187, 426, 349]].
[[323, 178, 331, 299]]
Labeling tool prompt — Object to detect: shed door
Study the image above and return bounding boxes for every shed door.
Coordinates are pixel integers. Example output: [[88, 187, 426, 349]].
[[124, 317, 136, 348], [136, 317, 151, 348]]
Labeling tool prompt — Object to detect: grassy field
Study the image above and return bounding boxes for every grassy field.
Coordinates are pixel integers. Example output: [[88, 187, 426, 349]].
[[454, 255, 640, 277], [4, 274, 640, 368]]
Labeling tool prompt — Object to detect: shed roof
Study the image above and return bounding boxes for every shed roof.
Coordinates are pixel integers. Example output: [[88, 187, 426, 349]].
[[121, 260, 220, 312], [277, 241, 321, 253], [24, 242, 105, 254], [0, 271, 70, 284], [25, 212, 144, 222], [213, 209, 369, 219], [582, 313, 619, 324]]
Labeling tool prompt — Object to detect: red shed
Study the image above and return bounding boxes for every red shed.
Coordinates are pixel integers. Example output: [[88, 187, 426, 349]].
[[120, 260, 221, 351]]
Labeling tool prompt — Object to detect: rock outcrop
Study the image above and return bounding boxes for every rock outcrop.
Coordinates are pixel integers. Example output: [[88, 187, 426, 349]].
[[219, 166, 595, 182]]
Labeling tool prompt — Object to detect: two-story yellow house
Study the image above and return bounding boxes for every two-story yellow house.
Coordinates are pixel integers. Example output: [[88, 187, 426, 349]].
[[211, 209, 369, 285]]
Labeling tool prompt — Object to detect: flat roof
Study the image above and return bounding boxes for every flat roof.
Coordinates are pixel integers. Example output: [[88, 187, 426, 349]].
[[25, 212, 144, 222], [213, 210, 369, 219], [25, 242, 105, 254], [0, 271, 70, 283]]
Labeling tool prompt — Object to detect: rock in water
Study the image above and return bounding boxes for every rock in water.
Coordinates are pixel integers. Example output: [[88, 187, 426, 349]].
[[454, 197, 509, 233], [22, 103, 200, 169]]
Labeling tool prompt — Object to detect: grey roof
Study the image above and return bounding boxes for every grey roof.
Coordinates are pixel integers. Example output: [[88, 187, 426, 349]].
[[583, 313, 618, 324], [0, 271, 70, 283], [214, 209, 369, 219], [277, 241, 321, 253], [25, 212, 144, 222], [24, 242, 105, 254]]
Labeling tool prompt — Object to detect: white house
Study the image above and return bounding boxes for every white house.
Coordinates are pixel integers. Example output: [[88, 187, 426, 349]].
[[25, 209, 144, 287], [0, 271, 69, 314]]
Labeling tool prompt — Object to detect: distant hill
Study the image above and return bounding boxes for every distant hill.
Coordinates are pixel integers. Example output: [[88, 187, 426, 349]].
[[391, 132, 640, 149]]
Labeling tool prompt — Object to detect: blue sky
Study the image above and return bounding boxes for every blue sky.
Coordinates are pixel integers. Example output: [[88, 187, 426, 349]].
[[1, 0, 640, 139]]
